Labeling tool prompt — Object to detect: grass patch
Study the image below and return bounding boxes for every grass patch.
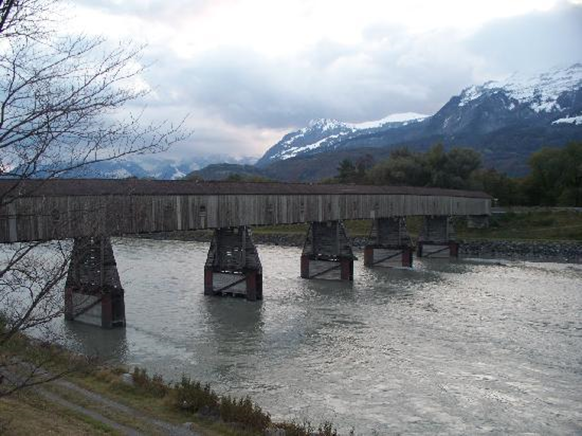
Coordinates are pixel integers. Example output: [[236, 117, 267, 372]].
[[252, 211, 582, 242], [457, 211, 582, 241], [2, 329, 346, 435], [41, 382, 160, 435], [0, 389, 118, 435]]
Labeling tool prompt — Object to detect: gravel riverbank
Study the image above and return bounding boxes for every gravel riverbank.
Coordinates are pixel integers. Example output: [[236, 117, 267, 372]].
[[458, 239, 582, 263], [134, 231, 582, 263]]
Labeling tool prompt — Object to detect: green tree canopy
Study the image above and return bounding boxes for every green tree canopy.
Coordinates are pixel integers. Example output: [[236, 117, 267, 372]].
[[365, 144, 482, 189], [336, 159, 357, 183], [525, 142, 582, 206]]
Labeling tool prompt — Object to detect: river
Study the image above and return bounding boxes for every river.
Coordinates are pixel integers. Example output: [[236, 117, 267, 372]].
[[54, 238, 581, 435]]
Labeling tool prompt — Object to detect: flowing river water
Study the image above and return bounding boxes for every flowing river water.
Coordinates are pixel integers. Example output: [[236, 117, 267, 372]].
[[51, 238, 581, 434]]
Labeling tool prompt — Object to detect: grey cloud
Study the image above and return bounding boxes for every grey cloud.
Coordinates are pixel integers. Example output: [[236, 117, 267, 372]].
[[467, 2, 582, 75], [143, 29, 478, 130], [110, 2, 582, 158], [74, 0, 213, 21]]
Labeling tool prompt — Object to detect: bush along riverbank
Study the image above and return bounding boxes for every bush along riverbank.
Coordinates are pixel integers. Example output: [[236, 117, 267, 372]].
[[0, 330, 349, 436], [131, 368, 347, 436]]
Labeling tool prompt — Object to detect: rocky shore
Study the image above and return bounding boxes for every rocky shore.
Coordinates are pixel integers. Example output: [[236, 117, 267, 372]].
[[253, 235, 582, 263], [135, 231, 582, 263], [458, 239, 582, 263]]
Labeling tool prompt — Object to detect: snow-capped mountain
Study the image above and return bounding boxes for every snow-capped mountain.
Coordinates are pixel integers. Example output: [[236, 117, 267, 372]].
[[428, 63, 582, 135], [458, 64, 582, 113], [256, 113, 428, 166], [257, 64, 582, 175], [42, 155, 258, 180]]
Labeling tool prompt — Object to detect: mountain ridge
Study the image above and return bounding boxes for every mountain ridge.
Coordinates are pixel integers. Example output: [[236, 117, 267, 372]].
[[254, 63, 582, 178]]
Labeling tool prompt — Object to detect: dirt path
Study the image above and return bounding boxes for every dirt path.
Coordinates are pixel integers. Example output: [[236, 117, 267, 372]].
[[47, 378, 201, 436], [2, 362, 200, 436], [37, 388, 143, 435]]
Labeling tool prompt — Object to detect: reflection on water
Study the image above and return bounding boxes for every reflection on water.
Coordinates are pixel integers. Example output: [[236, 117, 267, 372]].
[[50, 238, 582, 435], [62, 322, 129, 362]]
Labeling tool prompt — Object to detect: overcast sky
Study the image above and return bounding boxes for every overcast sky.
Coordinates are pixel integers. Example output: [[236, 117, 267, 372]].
[[68, 0, 582, 160]]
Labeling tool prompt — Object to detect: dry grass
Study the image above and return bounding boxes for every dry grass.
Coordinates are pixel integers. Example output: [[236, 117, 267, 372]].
[[0, 390, 118, 435]]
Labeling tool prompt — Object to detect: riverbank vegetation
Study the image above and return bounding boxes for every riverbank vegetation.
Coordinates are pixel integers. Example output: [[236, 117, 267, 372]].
[[330, 142, 582, 207], [252, 210, 582, 242], [0, 328, 346, 436]]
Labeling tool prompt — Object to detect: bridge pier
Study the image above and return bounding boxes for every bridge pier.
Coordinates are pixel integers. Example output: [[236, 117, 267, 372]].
[[300, 221, 355, 280], [64, 236, 125, 328], [364, 217, 413, 268], [204, 226, 263, 301], [467, 215, 490, 229], [417, 216, 459, 258]]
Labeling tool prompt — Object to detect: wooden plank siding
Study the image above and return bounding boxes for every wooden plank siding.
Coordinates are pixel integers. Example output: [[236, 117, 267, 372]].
[[0, 185, 491, 243]]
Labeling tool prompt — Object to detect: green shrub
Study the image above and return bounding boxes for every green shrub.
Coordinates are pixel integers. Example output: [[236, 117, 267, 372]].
[[220, 395, 271, 431], [172, 376, 219, 414], [274, 420, 343, 436], [130, 367, 168, 398]]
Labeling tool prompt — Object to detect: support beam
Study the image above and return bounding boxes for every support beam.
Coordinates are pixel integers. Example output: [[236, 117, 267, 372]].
[[301, 221, 355, 280], [364, 217, 413, 268], [204, 226, 263, 301], [417, 216, 459, 258], [64, 237, 125, 328]]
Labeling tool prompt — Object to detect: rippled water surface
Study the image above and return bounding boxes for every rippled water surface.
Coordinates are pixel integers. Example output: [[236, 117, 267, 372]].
[[56, 238, 582, 434]]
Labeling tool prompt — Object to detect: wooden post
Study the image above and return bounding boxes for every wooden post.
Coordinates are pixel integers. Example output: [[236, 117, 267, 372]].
[[417, 242, 424, 258], [402, 247, 413, 267], [101, 293, 113, 329], [245, 270, 263, 301], [449, 241, 459, 258], [364, 246, 374, 267], [204, 268, 214, 295], [300, 255, 310, 278], [340, 258, 354, 281]]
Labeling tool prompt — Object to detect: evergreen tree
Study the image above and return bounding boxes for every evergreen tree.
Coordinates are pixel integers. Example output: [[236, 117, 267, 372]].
[[337, 159, 357, 183]]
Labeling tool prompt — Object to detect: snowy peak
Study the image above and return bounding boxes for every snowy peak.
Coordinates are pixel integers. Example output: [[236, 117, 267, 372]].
[[459, 64, 582, 113], [307, 118, 346, 131], [257, 112, 429, 165], [305, 113, 429, 131], [348, 112, 429, 129], [257, 64, 582, 171]]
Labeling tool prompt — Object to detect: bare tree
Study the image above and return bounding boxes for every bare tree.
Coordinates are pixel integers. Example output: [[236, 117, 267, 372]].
[[0, 0, 189, 395]]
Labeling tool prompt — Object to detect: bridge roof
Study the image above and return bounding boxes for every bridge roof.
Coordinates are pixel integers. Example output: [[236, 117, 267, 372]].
[[0, 179, 491, 199]]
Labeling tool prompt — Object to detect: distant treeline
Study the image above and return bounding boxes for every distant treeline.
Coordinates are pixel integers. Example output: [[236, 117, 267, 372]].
[[329, 142, 582, 207]]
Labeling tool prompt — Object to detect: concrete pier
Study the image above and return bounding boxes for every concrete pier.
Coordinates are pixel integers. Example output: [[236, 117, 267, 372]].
[[364, 217, 414, 268], [417, 216, 459, 258], [301, 221, 355, 280], [64, 237, 125, 328], [204, 226, 263, 300]]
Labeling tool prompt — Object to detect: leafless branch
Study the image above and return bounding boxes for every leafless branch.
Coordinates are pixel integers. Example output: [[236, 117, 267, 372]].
[[0, 0, 190, 397]]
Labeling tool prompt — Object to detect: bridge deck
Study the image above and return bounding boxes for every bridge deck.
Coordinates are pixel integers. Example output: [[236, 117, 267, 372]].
[[0, 180, 491, 243]]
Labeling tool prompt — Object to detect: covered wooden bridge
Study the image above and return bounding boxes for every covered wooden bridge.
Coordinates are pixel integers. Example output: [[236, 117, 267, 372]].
[[0, 179, 491, 327]]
